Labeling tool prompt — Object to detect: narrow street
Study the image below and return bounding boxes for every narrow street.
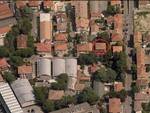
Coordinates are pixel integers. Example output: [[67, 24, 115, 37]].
[[123, 1, 134, 113]]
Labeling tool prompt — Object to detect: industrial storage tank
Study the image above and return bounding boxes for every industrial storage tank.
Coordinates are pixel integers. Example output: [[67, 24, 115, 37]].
[[37, 58, 51, 77], [52, 58, 65, 77], [65, 58, 77, 77]]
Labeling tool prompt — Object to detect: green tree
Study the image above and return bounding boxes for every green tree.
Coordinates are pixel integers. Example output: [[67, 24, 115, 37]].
[[131, 63, 137, 80], [0, 46, 9, 58], [97, 32, 110, 41], [34, 87, 48, 105], [43, 8, 51, 13], [78, 53, 98, 65], [27, 35, 34, 48], [42, 100, 54, 113], [51, 73, 68, 90], [77, 87, 99, 105], [146, 65, 150, 72], [14, 48, 34, 58], [3, 71, 16, 83], [92, 67, 117, 83], [18, 17, 32, 34], [9, 56, 24, 67], [106, 5, 120, 16]]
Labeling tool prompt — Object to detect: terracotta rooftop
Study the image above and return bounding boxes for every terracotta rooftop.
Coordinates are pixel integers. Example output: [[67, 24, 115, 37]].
[[16, 1, 27, 9], [0, 26, 11, 34], [76, 18, 89, 29], [135, 92, 150, 101], [111, 0, 121, 5], [0, 58, 9, 69], [18, 65, 32, 75], [95, 42, 106, 50], [55, 33, 67, 42], [77, 43, 93, 52], [112, 46, 123, 53], [114, 82, 124, 92], [17, 34, 27, 49], [111, 32, 122, 42], [28, 0, 39, 7], [48, 90, 64, 101], [0, 3, 13, 20], [36, 41, 51, 52], [43, 0, 53, 8], [114, 14, 123, 34], [109, 98, 121, 113], [54, 43, 68, 51]]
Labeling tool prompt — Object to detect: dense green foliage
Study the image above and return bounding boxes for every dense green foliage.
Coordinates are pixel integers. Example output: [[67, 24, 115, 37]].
[[51, 73, 68, 90], [106, 5, 120, 16], [9, 56, 24, 67], [0, 46, 9, 58], [92, 67, 117, 83], [3, 71, 16, 83]]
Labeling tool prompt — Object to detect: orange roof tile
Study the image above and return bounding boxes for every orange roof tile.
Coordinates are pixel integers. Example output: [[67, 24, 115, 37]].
[[54, 43, 68, 51], [112, 46, 123, 53], [76, 18, 89, 29], [18, 65, 32, 74], [0, 26, 11, 34], [48, 90, 64, 101], [0, 3, 13, 20], [0, 58, 9, 69], [111, 32, 122, 42], [16, 1, 27, 9], [28, 0, 39, 7], [95, 42, 106, 50], [77, 43, 93, 52], [43, 0, 53, 8], [55, 33, 67, 41], [36, 41, 51, 52], [114, 82, 124, 92], [111, 0, 121, 5], [114, 14, 123, 34], [109, 98, 121, 113]]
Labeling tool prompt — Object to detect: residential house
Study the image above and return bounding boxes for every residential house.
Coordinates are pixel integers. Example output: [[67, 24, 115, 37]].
[[94, 42, 107, 56], [114, 14, 123, 36], [0, 26, 11, 46], [114, 82, 124, 92], [48, 90, 64, 101], [54, 33, 67, 42], [109, 98, 122, 113], [54, 43, 68, 57], [76, 18, 89, 33], [40, 13, 52, 42], [17, 34, 27, 49], [111, 32, 122, 43], [16, 1, 27, 9], [43, 0, 53, 9], [53, 1, 66, 12], [72, 1, 88, 19], [35, 40, 51, 57], [50, 102, 99, 113], [0, 58, 9, 72], [111, 0, 122, 7], [0, 3, 14, 20], [77, 42, 93, 55], [18, 65, 33, 79], [28, 0, 40, 11], [112, 45, 123, 53]]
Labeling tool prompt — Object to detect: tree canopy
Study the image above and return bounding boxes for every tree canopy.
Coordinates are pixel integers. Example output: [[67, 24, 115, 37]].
[[3, 71, 16, 83], [92, 67, 117, 83]]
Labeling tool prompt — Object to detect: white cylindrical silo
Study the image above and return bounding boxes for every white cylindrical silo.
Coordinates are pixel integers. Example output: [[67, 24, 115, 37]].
[[37, 58, 51, 77], [52, 58, 65, 77], [65, 58, 77, 77]]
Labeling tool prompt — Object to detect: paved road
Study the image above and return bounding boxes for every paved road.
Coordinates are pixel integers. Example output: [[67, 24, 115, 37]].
[[123, 1, 134, 113]]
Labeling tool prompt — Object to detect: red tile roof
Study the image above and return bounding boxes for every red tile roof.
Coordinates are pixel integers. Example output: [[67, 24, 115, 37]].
[[114, 82, 124, 92], [95, 42, 106, 50], [109, 98, 121, 113], [112, 46, 123, 53], [16, 1, 27, 9], [111, 32, 122, 42], [55, 33, 67, 42], [0, 3, 13, 20], [0, 26, 11, 34], [18, 65, 32, 75], [36, 41, 51, 52], [43, 0, 53, 8], [54, 43, 68, 51], [77, 43, 93, 52], [28, 0, 39, 7], [0, 58, 9, 69]]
